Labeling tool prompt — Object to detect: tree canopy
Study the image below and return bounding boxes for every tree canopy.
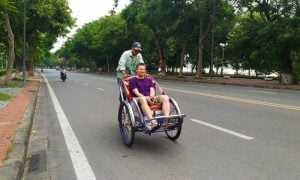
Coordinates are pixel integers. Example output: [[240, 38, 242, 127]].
[[0, 0, 74, 84], [1, 0, 299, 84]]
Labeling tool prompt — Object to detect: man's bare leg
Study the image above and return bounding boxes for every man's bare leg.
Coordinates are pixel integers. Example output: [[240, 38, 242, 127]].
[[160, 95, 170, 116]]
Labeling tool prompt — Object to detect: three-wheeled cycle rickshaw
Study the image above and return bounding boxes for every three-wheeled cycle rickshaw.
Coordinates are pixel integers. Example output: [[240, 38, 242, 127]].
[[118, 75, 186, 147]]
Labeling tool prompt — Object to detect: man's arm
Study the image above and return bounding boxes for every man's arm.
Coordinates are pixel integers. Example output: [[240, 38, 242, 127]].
[[149, 87, 155, 97], [132, 88, 144, 97], [137, 53, 144, 63], [117, 52, 127, 76], [132, 88, 153, 105]]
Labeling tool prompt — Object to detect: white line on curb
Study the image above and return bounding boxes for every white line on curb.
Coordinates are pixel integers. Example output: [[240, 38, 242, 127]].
[[83, 83, 89, 86], [190, 119, 254, 140], [42, 74, 96, 180], [97, 88, 104, 91]]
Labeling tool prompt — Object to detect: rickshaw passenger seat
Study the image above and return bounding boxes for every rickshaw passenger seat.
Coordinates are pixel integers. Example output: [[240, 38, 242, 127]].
[[149, 104, 162, 111], [122, 78, 133, 101]]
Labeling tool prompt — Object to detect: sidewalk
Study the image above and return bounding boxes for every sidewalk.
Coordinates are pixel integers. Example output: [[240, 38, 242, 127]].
[[0, 75, 40, 180]]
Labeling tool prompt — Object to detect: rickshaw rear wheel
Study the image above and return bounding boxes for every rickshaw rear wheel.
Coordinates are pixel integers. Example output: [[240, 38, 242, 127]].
[[118, 102, 135, 147], [164, 98, 182, 141], [165, 124, 182, 141]]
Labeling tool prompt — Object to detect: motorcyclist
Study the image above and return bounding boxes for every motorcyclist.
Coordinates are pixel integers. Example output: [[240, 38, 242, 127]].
[[60, 66, 67, 80]]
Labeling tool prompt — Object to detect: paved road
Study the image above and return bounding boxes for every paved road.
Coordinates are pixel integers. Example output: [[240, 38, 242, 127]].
[[30, 69, 300, 179]]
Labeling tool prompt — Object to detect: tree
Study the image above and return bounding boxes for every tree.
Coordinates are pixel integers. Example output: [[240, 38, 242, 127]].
[[122, 0, 185, 73], [25, 0, 74, 75], [58, 15, 128, 71], [0, 0, 74, 84], [0, 0, 17, 85], [231, 0, 300, 84]]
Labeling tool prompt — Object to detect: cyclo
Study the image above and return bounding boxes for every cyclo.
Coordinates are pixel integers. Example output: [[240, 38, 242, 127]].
[[118, 75, 186, 147]]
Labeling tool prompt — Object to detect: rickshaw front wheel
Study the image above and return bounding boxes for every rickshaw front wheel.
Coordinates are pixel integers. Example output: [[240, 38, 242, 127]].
[[118, 102, 135, 147]]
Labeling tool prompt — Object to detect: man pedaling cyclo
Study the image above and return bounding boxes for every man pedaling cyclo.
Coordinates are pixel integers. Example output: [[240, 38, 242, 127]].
[[116, 42, 144, 84]]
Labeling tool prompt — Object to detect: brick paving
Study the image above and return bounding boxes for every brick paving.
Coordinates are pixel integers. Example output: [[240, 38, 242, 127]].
[[0, 80, 38, 165]]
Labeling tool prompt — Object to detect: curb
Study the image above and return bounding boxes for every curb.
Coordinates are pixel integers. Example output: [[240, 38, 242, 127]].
[[75, 71, 300, 91], [155, 76, 300, 91], [0, 81, 40, 180]]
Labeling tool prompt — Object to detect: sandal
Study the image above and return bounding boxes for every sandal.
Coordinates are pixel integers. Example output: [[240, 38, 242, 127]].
[[151, 119, 158, 128], [144, 119, 158, 131]]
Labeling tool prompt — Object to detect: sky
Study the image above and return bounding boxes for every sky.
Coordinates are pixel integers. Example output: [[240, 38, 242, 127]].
[[51, 0, 130, 52]]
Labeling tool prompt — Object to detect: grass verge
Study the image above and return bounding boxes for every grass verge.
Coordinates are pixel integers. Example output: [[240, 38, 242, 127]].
[[0, 92, 11, 100]]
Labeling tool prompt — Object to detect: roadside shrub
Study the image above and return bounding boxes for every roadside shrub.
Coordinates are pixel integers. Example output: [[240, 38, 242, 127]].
[[0, 69, 6, 76]]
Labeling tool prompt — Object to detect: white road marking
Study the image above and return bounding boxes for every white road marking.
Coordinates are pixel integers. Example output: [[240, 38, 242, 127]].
[[83, 83, 89, 86], [190, 119, 254, 140], [97, 88, 104, 91], [192, 85, 207, 88], [42, 74, 96, 180], [248, 90, 277, 95]]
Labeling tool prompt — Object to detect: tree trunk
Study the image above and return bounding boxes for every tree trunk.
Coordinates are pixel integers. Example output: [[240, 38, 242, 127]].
[[281, 51, 293, 84], [216, 67, 219, 75], [28, 59, 34, 76], [179, 41, 187, 77], [106, 55, 110, 72], [4, 13, 15, 85], [248, 68, 251, 77], [281, 74, 293, 85], [196, 8, 212, 78], [154, 37, 166, 74], [197, 19, 204, 78]]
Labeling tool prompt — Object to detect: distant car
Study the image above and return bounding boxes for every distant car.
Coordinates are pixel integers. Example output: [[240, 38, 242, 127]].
[[56, 66, 59, 70]]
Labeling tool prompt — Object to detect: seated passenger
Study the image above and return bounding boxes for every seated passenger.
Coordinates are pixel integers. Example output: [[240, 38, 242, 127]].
[[129, 63, 170, 129]]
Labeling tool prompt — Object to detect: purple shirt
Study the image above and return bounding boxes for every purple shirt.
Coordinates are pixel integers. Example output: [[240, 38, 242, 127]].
[[129, 77, 154, 96]]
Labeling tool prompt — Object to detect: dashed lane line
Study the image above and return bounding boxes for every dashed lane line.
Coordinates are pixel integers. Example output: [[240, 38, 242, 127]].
[[190, 119, 254, 140]]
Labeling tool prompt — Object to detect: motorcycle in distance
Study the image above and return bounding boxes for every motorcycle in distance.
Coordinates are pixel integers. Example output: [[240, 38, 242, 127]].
[[60, 68, 67, 82]]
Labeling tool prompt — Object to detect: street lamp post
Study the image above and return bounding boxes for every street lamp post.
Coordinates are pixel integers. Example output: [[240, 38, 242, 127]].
[[219, 43, 227, 75]]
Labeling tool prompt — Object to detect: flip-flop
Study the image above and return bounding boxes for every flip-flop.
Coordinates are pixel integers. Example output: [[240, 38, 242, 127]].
[[151, 119, 158, 128], [150, 119, 160, 131]]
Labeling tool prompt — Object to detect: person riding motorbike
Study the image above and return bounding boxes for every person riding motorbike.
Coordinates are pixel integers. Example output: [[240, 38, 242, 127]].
[[60, 66, 67, 81]]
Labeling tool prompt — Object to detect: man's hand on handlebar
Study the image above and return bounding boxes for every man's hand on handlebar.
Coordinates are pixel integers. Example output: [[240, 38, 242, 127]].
[[121, 70, 130, 78], [123, 74, 130, 78]]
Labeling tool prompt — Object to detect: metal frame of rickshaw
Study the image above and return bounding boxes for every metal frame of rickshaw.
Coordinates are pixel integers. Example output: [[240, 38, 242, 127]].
[[117, 75, 186, 147]]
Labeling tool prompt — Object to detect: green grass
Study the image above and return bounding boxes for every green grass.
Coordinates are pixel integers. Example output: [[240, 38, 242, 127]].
[[0, 92, 11, 100], [0, 79, 23, 88]]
